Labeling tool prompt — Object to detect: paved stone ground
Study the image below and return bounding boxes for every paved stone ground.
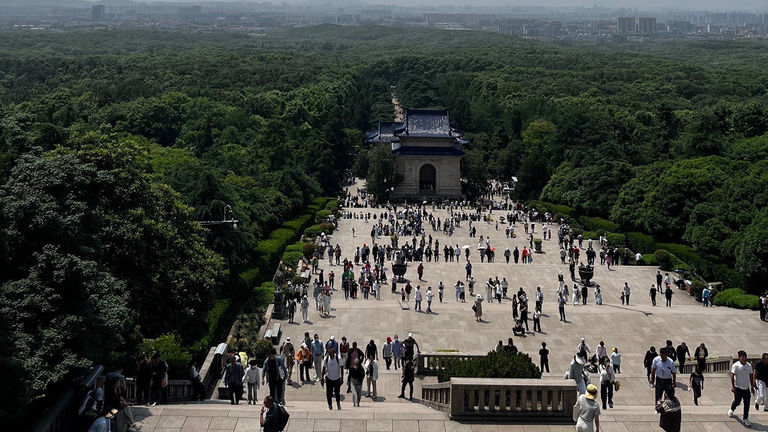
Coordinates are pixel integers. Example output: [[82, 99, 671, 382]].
[[136, 179, 768, 431]]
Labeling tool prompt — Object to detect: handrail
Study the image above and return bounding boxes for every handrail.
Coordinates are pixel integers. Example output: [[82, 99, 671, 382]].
[[31, 365, 104, 432]]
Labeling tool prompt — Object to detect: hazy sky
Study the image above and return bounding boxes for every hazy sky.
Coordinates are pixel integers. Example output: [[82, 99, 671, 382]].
[[356, 0, 764, 11]]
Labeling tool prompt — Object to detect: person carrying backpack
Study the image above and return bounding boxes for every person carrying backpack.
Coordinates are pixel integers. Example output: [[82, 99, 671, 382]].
[[260, 395, 289, 432]]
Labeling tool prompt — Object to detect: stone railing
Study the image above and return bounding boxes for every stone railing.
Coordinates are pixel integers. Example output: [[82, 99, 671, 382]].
[[678, 356, 762, 375], [416, 352, 485, 376], [422, 378, 577, 421], [32, 365, 103, 432], [125, 378, 196, 402]]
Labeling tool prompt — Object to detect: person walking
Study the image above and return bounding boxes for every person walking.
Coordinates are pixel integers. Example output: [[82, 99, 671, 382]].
[[533, 308, 542, 332], [599, 357, 616, 410], [262, 349, 287, 406], [311, 334, 324, 381], [474, 294, 483, 322], [665, 285, 674, 307], [650, 348, 677, 405], [611, 348, 621, 374], [695, 343, 708, 372], [425, 286, 434, 314], [296, 343, 311, 383], [573, 384, 601, 432], [465, 261, 472, 281], [225, 356, 245, 405], [417, 262, 424, 281], [644, 347, 657, 384], [755, 353, 768, 412], [382, 337, 393, 370], [676, 342, 690, 371], [689, 366, 704, 406], [623, 282, 631, 305], [656, 391, 682, 432], [539, 342, 550, 373], [728, 350, 756, 427], [364, 355, 379, 398], [558, 293, 567, 322], [414, 286, 423, 312], [398, 359, 415, 401], [300, 295, 309, 323], [650, 285, 657, 306], [392, 336, 403, 370], [279, 338, 295, 385], [570, 352, 588, 395], [348, 359, 364, 407], [244, 360, 261, 405], [321, 348, 344, 411]]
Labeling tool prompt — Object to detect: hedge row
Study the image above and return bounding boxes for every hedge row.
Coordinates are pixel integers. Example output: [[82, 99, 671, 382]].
[[579, 215, 619, 233], [713, 288, 761, 310], [438, 350, 541, 383]]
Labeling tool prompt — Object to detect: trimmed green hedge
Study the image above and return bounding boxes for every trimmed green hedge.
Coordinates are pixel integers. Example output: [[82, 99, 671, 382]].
[[239, 268, 261, 289], [579, 216, 619, 233], [626, 232, 655, 254], [605, 232, 625, 247], [315, 210, 332, 222], [281, 251, 303, 266], [304, 224, 324, 238], [281, 213, 312, 232], [713, 288, 761, 310], [254, 282, 276, 306], [438, 350, 541, 383]]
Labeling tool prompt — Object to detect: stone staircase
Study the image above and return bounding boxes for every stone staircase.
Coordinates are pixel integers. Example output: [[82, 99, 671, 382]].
[[133, 373, 767, 431]]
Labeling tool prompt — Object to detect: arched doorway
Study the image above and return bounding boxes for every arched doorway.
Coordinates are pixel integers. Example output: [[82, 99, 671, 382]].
[[419, 164, 436, 193]]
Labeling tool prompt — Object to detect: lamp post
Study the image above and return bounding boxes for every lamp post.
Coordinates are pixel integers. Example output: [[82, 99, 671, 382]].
[[197, 203, 239, 229]]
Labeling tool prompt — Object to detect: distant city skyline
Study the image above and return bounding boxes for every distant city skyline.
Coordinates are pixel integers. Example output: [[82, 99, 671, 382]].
[[71, 0, 768, 13]]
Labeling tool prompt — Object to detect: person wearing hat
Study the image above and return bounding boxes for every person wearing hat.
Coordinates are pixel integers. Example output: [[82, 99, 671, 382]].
[[296, 342, 311, 382], [244, 359, 261, 405], [570, 351, 588, 395], [280, 338, 295, 385], [473, 294, 483, 322], [573, 384, 601, 432]]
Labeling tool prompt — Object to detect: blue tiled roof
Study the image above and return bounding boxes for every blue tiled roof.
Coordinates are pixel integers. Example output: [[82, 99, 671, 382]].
[[402, 108, 451, 137]]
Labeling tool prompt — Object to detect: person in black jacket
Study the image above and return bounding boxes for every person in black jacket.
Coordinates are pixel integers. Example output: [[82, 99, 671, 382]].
[[398, 360, 416, 401], [260, 396, 281, 432], [645, 347, 657, 384]]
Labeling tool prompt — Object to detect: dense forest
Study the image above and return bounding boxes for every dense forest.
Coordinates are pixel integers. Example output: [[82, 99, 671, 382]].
[[1, 26, 768, 425]]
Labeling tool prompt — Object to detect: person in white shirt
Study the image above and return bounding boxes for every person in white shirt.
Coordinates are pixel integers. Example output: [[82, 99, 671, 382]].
[[729, 350, 756, 427], [244, 360, 261, 405], [321, 348, 344, 411], [611, 348, 622, 374], [425, 287, 434, 314], [650, 348, 677, 405], [414, 286, 423, 312], [599, 357, 616, 410]]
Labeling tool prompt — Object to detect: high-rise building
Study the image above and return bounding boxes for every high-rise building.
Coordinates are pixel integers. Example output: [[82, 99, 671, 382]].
[[92, 4, 105, 20], [617, 17, 635, 33], [637, 17, 656, 34]]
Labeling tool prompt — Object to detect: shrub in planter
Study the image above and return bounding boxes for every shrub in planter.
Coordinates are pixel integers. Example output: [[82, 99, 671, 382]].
[[315, 210, 332, 222], [250, 338, 274, 364], [302, 242, 318, 258], [690, 279, 707, 299], [281, 251, 303, 267], [654, 249, 672, 270], [533, 238, 543, 252], [595, 229, 606, 239], [438, 350, 541, 383], [713, 288, 761, 310], [319, 222, 335, 234], [303, 224, 324, 238]]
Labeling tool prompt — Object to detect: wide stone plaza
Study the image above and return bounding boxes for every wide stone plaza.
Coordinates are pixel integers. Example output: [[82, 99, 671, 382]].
[[136, 179, 768, 432]]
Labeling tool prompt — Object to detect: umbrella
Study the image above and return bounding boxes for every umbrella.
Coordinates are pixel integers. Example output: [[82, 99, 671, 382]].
[[462, 245, 471, 249], [490, 247, 495, 252]]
